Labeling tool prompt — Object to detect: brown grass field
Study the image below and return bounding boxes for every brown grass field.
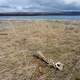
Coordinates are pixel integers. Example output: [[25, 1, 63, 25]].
[[0, 20, 80, 80]]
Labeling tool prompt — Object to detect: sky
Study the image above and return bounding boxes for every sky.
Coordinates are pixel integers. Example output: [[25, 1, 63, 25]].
[[0, 0, 80, 12]]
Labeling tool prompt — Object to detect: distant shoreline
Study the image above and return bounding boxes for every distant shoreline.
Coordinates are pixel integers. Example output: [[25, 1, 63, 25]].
[[0, 12, 80, 16]]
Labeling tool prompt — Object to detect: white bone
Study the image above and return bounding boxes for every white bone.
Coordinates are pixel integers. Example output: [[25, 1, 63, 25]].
[[33, 51, 64, 71]]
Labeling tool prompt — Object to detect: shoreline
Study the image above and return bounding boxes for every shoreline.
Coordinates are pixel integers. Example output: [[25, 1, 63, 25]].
[[0, 19, 80, 21]]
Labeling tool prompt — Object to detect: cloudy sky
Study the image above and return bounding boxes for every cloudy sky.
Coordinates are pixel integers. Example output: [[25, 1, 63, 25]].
[[0, 0, 80, 12]]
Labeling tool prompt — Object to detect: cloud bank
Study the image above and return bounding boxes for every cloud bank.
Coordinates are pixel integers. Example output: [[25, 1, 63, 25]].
[[0, 0, 80, 12], [63, 0, 80, 5]]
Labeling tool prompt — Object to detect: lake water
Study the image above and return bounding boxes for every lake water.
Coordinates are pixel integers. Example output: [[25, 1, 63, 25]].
[[0, 16, 80, 20]]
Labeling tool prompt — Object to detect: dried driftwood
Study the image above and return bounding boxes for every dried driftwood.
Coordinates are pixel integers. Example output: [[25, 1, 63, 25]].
[[33, 51, 63, 71]]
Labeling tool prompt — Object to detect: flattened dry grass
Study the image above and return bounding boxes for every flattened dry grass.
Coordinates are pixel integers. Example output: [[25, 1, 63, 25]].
[[0, 20, 80, 80]]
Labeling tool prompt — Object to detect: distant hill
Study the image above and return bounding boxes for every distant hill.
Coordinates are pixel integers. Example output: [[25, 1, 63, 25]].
[[0, 11, 80, 16]]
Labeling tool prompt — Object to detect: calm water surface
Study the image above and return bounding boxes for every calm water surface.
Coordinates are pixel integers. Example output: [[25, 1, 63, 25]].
[[0, 16, 80, 20]]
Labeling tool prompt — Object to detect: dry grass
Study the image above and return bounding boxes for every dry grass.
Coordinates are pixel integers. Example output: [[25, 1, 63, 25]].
[[0, 20, 80, 80]]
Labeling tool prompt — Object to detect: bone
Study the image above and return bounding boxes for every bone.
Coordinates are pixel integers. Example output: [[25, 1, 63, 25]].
[[33, 51, 64, 71]]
